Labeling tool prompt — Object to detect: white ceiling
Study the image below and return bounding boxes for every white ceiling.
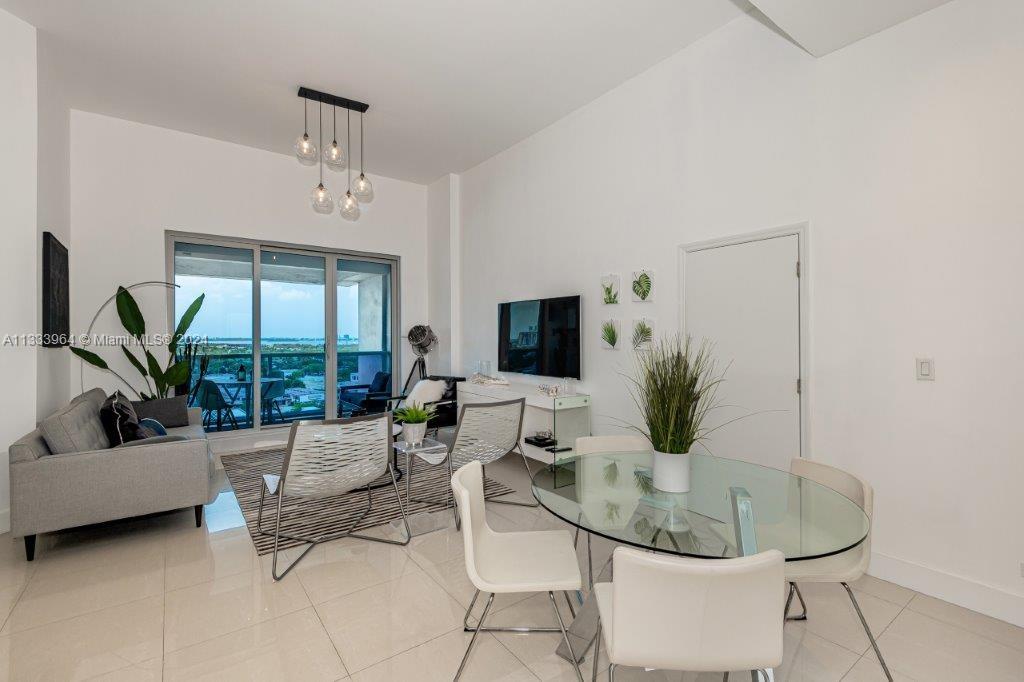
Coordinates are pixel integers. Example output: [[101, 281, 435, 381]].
[[2, 0, 751, 183], [749, 0, 953, 57]]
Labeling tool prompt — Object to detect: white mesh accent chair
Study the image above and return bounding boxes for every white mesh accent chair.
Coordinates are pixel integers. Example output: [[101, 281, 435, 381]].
[[574, 435, 650, 586], [592, 546, 785, 682], [257, 413, 411, 580], [451, 461, 585, 682], [446, 398, 536, 528], [782, 459, 892, 681]]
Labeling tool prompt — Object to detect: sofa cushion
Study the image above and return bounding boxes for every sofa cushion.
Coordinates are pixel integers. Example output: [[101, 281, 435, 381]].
[[40, 401, 111, 454], [113, 434, 189, 448], [166, 422, 207, 440], [100, 393, 156, 446], [131, 396, 190, 428], [69, 387, 108, 410]]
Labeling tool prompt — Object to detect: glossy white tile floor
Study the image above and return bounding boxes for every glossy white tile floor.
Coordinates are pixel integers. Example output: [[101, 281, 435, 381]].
[[0, 455, 1021, 681]]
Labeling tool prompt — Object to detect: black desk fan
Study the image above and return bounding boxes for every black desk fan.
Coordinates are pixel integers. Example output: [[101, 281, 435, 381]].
[[402, 324, 438, 394]]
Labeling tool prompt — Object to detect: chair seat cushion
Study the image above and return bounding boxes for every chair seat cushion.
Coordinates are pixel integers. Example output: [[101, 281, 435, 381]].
[[477, 529, 582, 593]]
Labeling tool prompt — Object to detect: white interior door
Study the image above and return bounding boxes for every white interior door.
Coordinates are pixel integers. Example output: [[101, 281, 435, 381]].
[[682, 233, 802, 470]]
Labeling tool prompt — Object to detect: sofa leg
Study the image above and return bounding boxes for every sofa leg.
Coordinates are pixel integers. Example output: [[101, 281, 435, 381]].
[[194, 505, 204, 528], [24, 535, 36, 561]]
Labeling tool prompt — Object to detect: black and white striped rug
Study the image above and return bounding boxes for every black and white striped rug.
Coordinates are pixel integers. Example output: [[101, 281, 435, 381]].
[[222, 447, 517, 554]]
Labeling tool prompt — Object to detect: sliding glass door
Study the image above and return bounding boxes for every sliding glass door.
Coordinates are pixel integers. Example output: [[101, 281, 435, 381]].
[[170, 234, 399, 433]]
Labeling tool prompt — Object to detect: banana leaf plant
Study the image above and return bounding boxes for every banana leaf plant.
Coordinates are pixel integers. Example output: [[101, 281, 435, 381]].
[[70, 287, 205, 400]]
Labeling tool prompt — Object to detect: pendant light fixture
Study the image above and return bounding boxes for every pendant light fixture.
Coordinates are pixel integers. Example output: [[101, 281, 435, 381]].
[[352, 112, 374, 203], [322, 106, 346, 171], [310, 102, 334, 214], [339, 109, 361, 222], [294, 99, 317, 165]]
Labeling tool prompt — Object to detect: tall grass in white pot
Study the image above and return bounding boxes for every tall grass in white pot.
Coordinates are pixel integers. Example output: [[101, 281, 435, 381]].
[[626, 335, 723, 492]]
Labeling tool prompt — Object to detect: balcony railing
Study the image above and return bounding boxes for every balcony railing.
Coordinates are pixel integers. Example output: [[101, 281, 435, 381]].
[[189, 349, 392, 432]]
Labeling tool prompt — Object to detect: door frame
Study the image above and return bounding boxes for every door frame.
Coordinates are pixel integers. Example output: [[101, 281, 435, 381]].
[[677, 222, 810, 459]]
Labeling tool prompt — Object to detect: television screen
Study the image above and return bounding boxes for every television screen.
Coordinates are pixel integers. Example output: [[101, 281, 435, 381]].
[[498, 295, 581, 379]]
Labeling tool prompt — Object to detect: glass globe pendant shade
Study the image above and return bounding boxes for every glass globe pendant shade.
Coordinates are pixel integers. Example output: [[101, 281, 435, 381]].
[[340, 191, 361, 222], [323, 141, 346, 171], [310, 183, 334, 214], [352, 173, 374, 203], [294, 133, 317, 165]]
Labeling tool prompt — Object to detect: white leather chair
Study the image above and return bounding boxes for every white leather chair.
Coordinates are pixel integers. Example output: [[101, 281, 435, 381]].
[[451, 461, 585, 682], [592, 546, 784, 681], [783, 459, 892, 681], [257, 413, 411, 580], [574, 435, 650, 585]]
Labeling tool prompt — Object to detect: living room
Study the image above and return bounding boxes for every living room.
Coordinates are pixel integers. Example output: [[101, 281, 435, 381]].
[[0, 0, 1022, 680]]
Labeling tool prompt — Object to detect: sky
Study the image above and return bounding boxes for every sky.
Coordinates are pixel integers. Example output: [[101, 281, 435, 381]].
[[175, 275, 359, 340]]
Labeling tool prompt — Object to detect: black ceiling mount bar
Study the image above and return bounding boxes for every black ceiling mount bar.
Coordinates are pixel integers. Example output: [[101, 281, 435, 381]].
[[297, 87, 369, 113]]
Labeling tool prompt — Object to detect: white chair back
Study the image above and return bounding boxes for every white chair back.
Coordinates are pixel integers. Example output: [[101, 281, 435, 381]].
[[609, 546, 784, 672], [575, 434, 650, 457], [450, 460, 494, 591], [449, 399, 525, 469], [790, 457, 873, 572], [280, 413, 392, 498]]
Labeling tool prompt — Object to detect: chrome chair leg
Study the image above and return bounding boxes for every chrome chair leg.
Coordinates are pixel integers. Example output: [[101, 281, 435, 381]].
[[842, 582, 893, 682], [487, 445, 540, 509], [462, 589, 561, 633], [587, 532, 594, 589], [454, 592, 495, 681], [563, 590, 577, 619], [608, 663, 617, 682], [549, 591, 584, 682], [784, 582, 808, 621], [592, 618, 603, 682]]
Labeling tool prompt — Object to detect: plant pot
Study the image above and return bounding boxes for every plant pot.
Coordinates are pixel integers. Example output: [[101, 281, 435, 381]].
[[402, 422, 427, 446], [652, 450, 691, 493]]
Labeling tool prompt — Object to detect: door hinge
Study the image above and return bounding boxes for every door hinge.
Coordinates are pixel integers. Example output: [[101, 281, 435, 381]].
[[796, 261, 801, 278], [796, 378, 802, 394]]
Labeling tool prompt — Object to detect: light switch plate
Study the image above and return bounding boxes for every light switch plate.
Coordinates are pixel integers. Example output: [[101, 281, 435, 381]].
[[916, 357, 935, 381]]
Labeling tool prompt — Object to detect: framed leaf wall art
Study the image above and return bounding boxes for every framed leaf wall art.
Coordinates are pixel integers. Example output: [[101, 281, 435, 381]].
[[631, 270, 653, 302]]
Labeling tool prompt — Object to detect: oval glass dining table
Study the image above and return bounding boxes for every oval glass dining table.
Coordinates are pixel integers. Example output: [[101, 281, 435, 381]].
[[530, 451, 871, 664]]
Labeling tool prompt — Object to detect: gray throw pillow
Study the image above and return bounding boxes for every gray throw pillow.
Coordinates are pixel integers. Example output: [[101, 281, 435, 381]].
[[40, 401, 111, 454]]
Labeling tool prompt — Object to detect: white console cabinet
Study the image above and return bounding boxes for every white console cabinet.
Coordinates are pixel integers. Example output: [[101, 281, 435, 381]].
[[457, 380, 591, 464]]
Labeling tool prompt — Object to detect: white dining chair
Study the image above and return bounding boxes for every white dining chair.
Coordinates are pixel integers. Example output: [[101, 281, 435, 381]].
[[783, 459, 892, 681], [256, 413, 411, 580], [573, 435, 650, 586], [446, 398, 536, 528], [592, 546, 784, 681], [451, 460, 585, 682]]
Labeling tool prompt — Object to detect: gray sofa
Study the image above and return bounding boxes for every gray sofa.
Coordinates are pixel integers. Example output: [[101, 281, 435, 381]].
[[9, 388, 217, 561]]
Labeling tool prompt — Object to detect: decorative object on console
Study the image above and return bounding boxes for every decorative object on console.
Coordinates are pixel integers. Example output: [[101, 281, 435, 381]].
[[601, 319, 619, 349], [42, 232, 70, 347], [469, 372, 508, 386], [70, 284, 205, 401], [631, 318, 654, 350], [631, 269, 654, 301], [625, 335, 723, 493], [600, 274, 620, 304]]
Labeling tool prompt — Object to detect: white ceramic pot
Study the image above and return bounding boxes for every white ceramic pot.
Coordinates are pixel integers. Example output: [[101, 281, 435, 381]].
[[652, 450, 691, 493], [403, 422, 427, 446]]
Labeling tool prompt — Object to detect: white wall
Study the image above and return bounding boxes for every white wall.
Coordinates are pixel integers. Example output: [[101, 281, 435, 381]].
[[426, 173, 461, 375], [458, 0, 1024, 625], [0, 9, 37, 533], [69, 111, 428, 416], [36, 34, 71, 421]]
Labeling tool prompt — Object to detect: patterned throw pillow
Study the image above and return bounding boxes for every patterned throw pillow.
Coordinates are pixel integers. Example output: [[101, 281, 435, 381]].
[[99, 392, 157, 446]]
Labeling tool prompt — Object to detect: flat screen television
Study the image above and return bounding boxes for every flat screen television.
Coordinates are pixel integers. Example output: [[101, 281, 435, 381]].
[[498, 295, 581, 379]]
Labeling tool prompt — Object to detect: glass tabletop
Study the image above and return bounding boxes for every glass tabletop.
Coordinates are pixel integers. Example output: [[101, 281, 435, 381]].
[[531, 452, 869, 561]]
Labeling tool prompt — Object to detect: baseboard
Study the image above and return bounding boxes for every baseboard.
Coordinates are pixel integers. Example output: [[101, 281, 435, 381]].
[[870, 551, 1024, 628], [0, 508, 8, 534]]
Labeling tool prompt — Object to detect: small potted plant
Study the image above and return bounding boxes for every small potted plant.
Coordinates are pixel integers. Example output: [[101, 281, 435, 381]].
[[625, 335, 723, 492], [393, 402, 437, 446]]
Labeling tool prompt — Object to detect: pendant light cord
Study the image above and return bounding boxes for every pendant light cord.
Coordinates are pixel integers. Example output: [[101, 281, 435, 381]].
[[332, 106, 337, 144], [346, 110, 352, 191], [318, 102, 323, 185], [303, 99, 308, 136], [360, 112, 365, 175]]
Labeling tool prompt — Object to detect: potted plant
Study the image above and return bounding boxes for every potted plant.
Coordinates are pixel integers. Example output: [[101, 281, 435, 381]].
[[393, 402, 437, 446], [625, 335, 723, 492], [70, 286, 205, 411]]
